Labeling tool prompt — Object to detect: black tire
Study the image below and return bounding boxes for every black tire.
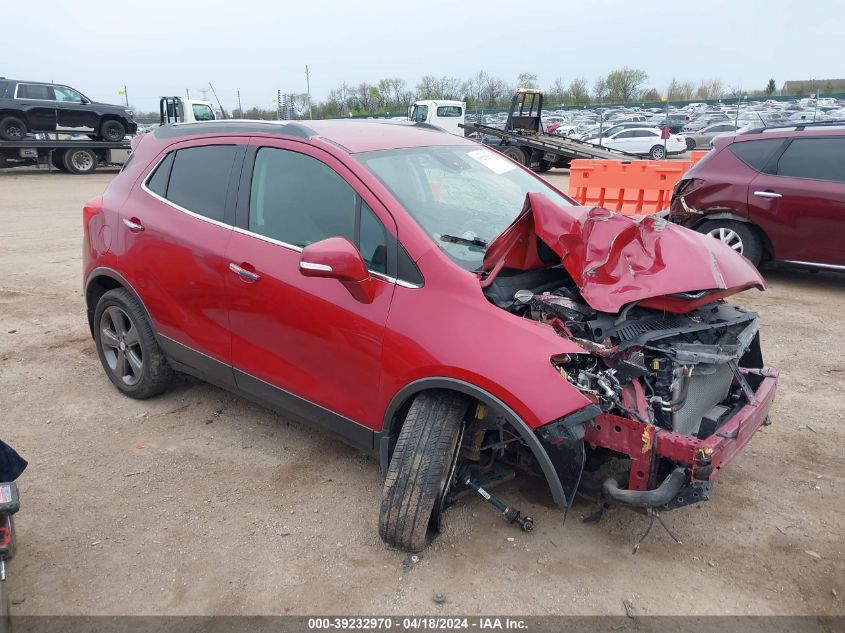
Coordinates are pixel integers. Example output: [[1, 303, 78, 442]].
[[379, 390, 468, 552], [0, 574, 9, 633], [94, 288, 173, 399], [685, 137, 696, 151], [50, 151, 67, 172], [0, 116, 27, 141], [535, 160, 553, 173], [62, 148, 97, 175], [99, 119, 125, 142], [697, 219, 763, 266], [500, 146, 528, 166], [648, 144, 667, 160]]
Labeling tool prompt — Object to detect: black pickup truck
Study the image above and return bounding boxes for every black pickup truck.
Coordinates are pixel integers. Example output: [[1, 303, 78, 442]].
[[0, 78, 136, 141]]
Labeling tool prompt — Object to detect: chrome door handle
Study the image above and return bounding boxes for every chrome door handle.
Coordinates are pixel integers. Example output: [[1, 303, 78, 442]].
[[229, 262, 260, 282], [122, 217, 145, 232], [753, 190, 782, 199]]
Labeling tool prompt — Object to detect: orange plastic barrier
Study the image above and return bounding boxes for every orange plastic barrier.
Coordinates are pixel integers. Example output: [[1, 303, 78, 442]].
[[689, 150, 709, 164], [568, 158, 699, 215]]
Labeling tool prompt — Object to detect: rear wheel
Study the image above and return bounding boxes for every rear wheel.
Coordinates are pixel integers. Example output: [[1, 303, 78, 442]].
[[50, 151, 67, 171], [0, 117, 26, 141], [62, 148, 97, 174], [685, 137, 696, 151], [698, 219, 763, 266], [94, 289, 173, 399], [648, 144, 667, 160], [379, 390, 468, 552], [535, 160, 553, 173], [500, 145, 528, 166]]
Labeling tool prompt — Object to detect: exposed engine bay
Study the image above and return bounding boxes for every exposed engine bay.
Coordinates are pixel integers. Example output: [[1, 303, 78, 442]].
[[439, 196, 777, 546], [485, 266, 762, 440], [444, 264, 773, 539]]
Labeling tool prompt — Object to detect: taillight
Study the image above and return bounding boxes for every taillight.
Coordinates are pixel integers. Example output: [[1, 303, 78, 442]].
[[83, 196, 103, 225], [675, 136, 683, 142]]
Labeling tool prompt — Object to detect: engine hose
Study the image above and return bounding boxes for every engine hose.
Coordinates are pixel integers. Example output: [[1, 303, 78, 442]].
[[602, 467, 688, 508]]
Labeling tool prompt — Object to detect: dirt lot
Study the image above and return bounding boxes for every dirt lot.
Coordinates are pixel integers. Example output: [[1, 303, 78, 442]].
[[1, 169, 843, 616]]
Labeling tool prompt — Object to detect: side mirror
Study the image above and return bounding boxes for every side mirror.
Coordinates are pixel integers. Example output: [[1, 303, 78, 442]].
[[299, 237, 375, 303]]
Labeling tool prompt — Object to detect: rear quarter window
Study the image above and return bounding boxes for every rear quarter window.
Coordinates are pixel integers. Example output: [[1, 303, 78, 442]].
[[728, 138, 784, 171], [144, 145, 236, 222]]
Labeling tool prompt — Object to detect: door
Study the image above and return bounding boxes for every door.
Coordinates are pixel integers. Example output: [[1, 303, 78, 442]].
[[13, 83, 57, 132], [601, 129, 630, 150], [53, 85, 98, 132], [225, 140, 397, 447], [119, 139, 246, 386], [747, 136, 845, 266]]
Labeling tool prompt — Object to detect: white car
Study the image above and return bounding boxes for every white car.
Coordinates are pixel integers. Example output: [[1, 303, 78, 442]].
[[587, 127, 686, 159]]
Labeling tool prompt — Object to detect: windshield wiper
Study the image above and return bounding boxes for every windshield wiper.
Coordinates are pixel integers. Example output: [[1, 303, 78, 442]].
[[439, 234, 489, 248]]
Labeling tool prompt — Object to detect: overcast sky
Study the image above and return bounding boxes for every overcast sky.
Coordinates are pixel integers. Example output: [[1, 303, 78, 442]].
[[6, 0, 843, 112]]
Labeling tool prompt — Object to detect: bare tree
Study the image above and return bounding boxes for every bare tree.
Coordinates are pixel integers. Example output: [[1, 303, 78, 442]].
[[667, 78, 695, 100], [567, 77, 590, 105], [547, 76, 567, 105], [593, 77, 609, 102], [517, 71, 539, 89]]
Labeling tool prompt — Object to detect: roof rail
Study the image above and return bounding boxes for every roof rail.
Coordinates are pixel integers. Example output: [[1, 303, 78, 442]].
[[153, 120, 317, 140], [742, 119, 845, 134]]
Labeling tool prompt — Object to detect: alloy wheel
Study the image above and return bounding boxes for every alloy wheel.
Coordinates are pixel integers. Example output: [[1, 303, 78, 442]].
[[99, 306, 143, 386], [706, 226, 744, 254]]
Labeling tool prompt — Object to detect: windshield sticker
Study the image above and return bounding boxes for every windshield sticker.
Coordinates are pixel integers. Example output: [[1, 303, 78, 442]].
[[466, 149, 517, 174]]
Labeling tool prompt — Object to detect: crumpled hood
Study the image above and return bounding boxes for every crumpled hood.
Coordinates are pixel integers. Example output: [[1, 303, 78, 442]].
[[481, 193, 765, 314]]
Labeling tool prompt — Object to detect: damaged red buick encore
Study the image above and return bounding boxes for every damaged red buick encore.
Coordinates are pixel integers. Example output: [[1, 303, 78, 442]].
[[83, 120, 778, 552]]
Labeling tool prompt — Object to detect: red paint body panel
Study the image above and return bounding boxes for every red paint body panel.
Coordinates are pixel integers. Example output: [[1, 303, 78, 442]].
[[482, 193, 766, 314], [83, 122, 779, 512]]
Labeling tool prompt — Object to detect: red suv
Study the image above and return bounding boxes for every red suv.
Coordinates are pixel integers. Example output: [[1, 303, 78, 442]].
[[84, 121, 778, 552], [670, 124, 845, 269]]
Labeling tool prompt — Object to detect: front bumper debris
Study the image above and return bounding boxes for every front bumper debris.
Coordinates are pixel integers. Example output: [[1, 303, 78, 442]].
[[582, 367, 778, 509]]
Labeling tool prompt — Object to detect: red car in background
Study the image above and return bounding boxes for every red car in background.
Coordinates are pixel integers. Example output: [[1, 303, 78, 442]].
[[670, 124, 845, 269], [84, 120, 777, 552]]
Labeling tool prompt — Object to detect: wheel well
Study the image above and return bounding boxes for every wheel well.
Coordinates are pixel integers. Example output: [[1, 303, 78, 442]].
[[0, 110, 28, 125], [85, 275, 123, 337], [693, 212, 774, 262], [100, 115, 127, 129], [379, 379, 571, 508]]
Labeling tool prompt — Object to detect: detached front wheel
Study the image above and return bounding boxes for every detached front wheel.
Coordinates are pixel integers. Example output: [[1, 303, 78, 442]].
[[379, 391, 468, 552]]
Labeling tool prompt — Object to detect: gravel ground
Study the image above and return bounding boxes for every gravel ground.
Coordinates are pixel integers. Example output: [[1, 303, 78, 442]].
[[1, 169, 842, 616]]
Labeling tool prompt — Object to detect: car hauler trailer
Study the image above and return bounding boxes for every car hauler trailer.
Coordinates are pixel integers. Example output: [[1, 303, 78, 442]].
[[0, 137, 130, 174], [460, 88, 637, 171]]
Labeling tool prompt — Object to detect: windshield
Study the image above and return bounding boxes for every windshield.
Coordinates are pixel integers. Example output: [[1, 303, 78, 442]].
[[356, 145, 572, 271]]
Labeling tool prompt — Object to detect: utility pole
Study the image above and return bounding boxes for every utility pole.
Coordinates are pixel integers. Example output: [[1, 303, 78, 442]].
[[305, 65, 313, 119], [276, 89, 282, 120], [237, 90, 243, 118], [186, 88, 190, 99], [123, 84, 129, 108]]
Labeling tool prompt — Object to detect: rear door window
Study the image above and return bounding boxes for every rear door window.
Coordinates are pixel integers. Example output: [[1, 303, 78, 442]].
[[775, 137, 845, 183], [728, 138, 784, 171], [145, 145, 237, 222]]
